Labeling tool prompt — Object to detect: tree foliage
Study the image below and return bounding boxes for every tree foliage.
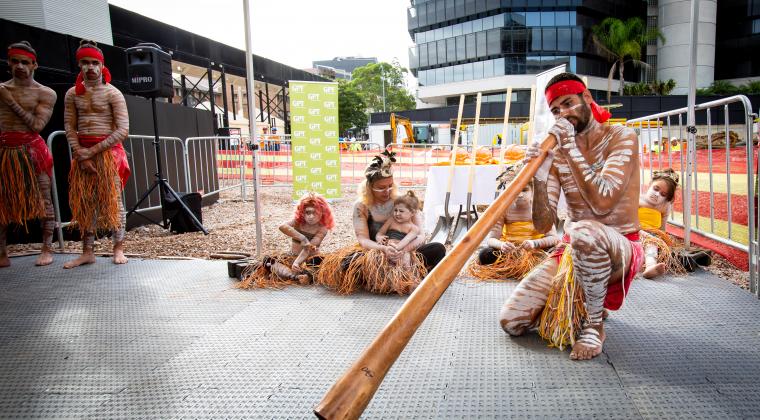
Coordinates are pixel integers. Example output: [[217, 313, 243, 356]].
[[696, 80, 760, 95], [338, 80, 367, 134], [349, 61, 415, 113], [623, 79, 676, 96], [591, 17, 665, 101]]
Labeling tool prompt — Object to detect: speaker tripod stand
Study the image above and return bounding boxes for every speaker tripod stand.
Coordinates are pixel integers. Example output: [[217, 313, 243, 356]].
[[125, 97, 208, 234]]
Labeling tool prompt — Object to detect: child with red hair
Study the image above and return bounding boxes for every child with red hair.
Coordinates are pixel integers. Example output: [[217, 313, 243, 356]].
[[239, 193, 334, 288]]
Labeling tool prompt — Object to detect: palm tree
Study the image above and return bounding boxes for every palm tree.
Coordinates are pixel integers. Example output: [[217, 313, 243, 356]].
[[591, 17, 665, 102]]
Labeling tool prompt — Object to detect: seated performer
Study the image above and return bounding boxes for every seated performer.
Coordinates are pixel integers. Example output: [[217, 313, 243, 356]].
[[238, 193, 334, 288], [63, 40, 130, 268], [376, 191, 421, 267], [317, 151, 446, 295], [499, 72, 644, 361], [0, 41, 57, 267], [639, 168, 685, 279], [469, 162, 560, 280]]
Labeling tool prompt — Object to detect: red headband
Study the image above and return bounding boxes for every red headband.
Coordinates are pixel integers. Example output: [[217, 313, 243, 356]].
[[74, 47, 111, 95], [545, 80, 611, 124], [76, 47, 104, 63], [7, 48, 36, 62]]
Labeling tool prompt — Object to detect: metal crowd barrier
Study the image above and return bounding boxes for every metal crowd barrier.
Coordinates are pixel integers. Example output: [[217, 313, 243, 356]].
[[628, 95, 758, 295], [46, 131, 187, 250], [185, 136, 247, 199]]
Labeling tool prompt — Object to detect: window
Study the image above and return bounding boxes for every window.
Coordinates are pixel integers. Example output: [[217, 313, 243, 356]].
[[531, 28, 542, 51], [473, 60, 484, 79], [426, 69, 435, 85], [484, 58, 494, 78], [512, 12, 526, 27], [447, 38, 456, 63], [445, 66, 454, 83], [476, 31, 487, 57], [419, 43, 428, 67], [466, 33, 477, 59], [438, 40, 447, 63], [463, 62, 473, 80], [555, 11, 569, 26], [456, 35, 467, 61], [527, 56, 541, 73], [494, 57, 505, 76], [570, 55, 576, 72], [483, 15, 494, 30], [472, 18, 483, 33], [487, 28, 501, 55], [465, 0, 476, 15], [453, 23, 463, 37], [572, 27, 583, 52], [543, 28, 556, 50], [541, 11, 555, 27], [557, 28, 571, 52], [526, 12, 540, 27], [444, 25, 453, 38], [754, 19, 760, 34], [463, 20, 473, 35], [569, 11, 576, 25], [454, 63, 464, 82], [455, 0, 465, 18]]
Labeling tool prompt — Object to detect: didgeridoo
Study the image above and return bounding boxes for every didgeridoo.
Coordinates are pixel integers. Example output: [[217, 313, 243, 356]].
[[314, 134, 558, 420]]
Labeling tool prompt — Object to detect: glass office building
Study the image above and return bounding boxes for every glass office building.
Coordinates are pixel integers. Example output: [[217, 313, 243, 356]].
[[407, 0, 647, 105]]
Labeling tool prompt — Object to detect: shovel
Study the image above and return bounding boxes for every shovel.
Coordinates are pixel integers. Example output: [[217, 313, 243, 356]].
[[451, 92, 483, 245], [430, 94, 466, 244]]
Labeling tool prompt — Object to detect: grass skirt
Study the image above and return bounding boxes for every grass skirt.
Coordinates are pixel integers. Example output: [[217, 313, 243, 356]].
[[236, 253, 318, 290], [315, 245, 427, 295], [0, 146, 44, 226], [68, 151, 121, 233], [468, 247, 546, 280], [537, 247, 588, 350], [641, 229, 687, 276]]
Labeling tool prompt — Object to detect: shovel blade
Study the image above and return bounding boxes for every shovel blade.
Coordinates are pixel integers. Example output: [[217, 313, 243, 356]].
[[430, 215, 453, 244]]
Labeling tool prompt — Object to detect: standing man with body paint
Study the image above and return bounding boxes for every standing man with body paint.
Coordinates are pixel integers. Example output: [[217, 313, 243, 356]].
[[499, 72, 643, 360], [0, 41, 57, 268], [63, 40, 130, 269]]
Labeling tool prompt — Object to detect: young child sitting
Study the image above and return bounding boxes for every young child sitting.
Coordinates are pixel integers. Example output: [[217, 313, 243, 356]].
[[376, 191, 420, 267], [469, 163, 560, 280], [239, 193, 334, 288], [639, 168, 684, 278]]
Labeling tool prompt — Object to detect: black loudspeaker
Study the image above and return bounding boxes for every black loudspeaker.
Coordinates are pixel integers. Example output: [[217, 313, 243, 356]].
[[164, 192, 203, 233], [125, 42, 173, 98]]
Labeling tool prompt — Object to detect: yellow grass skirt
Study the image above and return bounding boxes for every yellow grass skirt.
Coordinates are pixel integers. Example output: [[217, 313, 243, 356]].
[[68, 151, 121, 233], [468, 247, 546, 280], [237, 253, 319, 290], [641, 228, 687, 276], [0, 146, 44, 226], [537, 248, 587, 350], [315, 245, 427, 295]]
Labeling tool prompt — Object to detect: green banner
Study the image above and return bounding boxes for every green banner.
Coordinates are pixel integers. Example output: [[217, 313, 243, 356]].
[[288, 81, 341, 199]]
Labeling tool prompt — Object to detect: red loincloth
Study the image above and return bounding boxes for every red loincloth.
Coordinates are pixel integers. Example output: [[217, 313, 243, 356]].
[[0, 131, 53, 177], [78, 135, 130, 188], [551, 231, 644, 311]]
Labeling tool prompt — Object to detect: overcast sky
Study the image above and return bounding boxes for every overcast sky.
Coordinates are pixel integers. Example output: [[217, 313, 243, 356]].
[[109, 0, 416, 75]]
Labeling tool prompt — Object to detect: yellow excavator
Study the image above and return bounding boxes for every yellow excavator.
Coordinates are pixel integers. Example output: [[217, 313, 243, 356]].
[[390, 113, 415, 144]]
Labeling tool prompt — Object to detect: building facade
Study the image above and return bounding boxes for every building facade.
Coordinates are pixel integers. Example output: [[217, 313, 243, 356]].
[[715, 0, 760, 85], [408, 0, 647, 106], [312, 56, 379, 76]]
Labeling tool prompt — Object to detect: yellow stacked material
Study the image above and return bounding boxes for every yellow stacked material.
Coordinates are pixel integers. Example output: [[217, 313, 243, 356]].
[[499, 144, 527, 164], [0, 146, 44, 227], [68, 151, 121, 233], [474, 146, 498, 165], [433, 148, 471, 166], [538, 247, 588, 350]]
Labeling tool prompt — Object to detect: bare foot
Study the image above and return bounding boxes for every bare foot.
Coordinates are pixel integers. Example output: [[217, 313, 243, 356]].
[[296, 274, 311, 285], [0, 254, 10, 268], [63, 251, 96, 269], [643, 262, 666, 279], [35, 247, 54, 266], [570, 323, 605, 361], [112, 243, 128, 265]]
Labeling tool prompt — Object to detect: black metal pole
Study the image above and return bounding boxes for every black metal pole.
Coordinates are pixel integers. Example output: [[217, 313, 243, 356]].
[[220, 66, 230, 128], [258, 90, 265, 123], [282, 88, 289, 134], [265, 83, 271, 126], [230, 83, 237, 118], [180, 74, 188, 106], [151, 97, 166, 209], [207, 65, 217, 133]]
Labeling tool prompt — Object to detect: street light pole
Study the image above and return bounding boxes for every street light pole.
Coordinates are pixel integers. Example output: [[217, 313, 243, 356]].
[[243, 0, 263, 258]]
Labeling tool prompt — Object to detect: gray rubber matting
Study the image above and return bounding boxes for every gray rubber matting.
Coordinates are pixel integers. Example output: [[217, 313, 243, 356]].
[[1, 255, 759, 418]]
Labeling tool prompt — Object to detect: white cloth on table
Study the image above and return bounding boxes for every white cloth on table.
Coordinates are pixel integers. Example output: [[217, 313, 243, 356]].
[[422, 165, 502, 233]]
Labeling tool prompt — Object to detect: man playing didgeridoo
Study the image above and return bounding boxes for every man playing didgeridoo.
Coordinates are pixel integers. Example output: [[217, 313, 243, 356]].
[[499, 72, 643, 360], [63, 40, 130, 268], [0, 41, 57, 268]]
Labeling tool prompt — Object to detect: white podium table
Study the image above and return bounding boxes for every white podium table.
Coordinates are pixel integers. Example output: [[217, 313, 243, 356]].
[[422, 165, 502, 233]]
